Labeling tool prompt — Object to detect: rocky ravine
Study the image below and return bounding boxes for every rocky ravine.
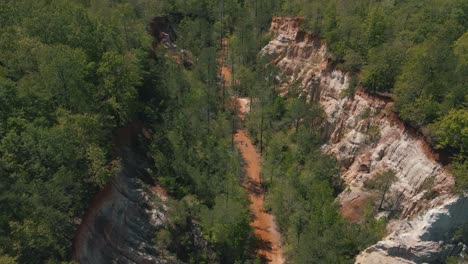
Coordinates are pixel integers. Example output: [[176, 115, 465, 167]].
[[261, 17, 468, 263], [73, 20, 213, 264], [73, 145, 178, 264], [73, 127, 215, 264]]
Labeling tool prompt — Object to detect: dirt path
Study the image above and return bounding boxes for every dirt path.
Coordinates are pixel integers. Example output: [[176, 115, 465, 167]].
[[234, 128, 284, 264], [220, 39, 284, 263]]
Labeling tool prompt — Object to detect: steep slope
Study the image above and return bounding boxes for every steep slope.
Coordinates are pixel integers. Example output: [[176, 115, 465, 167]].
[[73, 148, 176, 264], [261, 17, 468, 263], [73, 122, 180, 264]]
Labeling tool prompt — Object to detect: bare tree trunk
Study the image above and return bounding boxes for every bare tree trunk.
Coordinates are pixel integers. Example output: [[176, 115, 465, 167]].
[[207, 107, 210, 133], [231, 116, 235, 149], [379, 180, 390, 210], [222, 79, 225, 112], [255, 0, 258, 19], [260, 110, 264, 154], [220, 0, 224, 49], [389, 189, 405, 218]]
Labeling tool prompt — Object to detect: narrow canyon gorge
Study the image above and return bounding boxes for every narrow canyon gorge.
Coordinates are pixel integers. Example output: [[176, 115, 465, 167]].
[[3, 1, 465, 263], [73, 17, 467, 264]]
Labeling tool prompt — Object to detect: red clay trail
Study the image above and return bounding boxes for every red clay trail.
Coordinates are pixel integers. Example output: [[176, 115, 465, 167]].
[[234, 129, 285, 264], [221, 39, 284, 263]]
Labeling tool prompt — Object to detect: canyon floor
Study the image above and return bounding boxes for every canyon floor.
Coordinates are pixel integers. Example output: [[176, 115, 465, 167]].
[[221, 49, 284, 263], [234, 128, 284, 264]]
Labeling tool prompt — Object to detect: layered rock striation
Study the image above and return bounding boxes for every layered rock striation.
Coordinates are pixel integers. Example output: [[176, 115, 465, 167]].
[[261, 17, 468, 263]]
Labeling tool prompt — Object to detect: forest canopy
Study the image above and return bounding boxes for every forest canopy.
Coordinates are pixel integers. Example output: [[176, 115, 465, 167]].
[[0, 0, 466, 263]]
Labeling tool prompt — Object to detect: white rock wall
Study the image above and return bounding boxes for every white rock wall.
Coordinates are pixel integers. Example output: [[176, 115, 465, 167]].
[[262, 17, 467, 263]]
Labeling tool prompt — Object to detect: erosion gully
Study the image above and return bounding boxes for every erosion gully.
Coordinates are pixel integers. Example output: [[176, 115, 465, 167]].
[[221, 42, 284, 264]]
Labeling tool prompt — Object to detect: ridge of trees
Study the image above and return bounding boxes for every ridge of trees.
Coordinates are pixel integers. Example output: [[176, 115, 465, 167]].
[[0, 0, 159, 262]]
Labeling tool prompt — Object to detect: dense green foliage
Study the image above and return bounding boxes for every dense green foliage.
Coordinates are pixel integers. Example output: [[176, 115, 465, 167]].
[[144, 2, 284, 262], [0, 0, 156, 262], [148, 57, 257, 263], [0, 0, 278, 263]]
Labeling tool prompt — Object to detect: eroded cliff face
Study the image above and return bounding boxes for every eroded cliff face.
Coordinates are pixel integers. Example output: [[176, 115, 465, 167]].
[[73, 147, 179, 264], [262, 17, 468, 263], [72, 21, 209, 264]]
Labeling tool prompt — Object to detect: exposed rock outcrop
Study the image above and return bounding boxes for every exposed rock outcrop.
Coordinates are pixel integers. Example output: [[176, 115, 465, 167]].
[[73, 119, 216, 264], [151, 16, 177, 49], [261, 17, 468, 263], [73, 18, 205, 263], [150, 16, 194, 69], [73, 147, 179, 264]]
